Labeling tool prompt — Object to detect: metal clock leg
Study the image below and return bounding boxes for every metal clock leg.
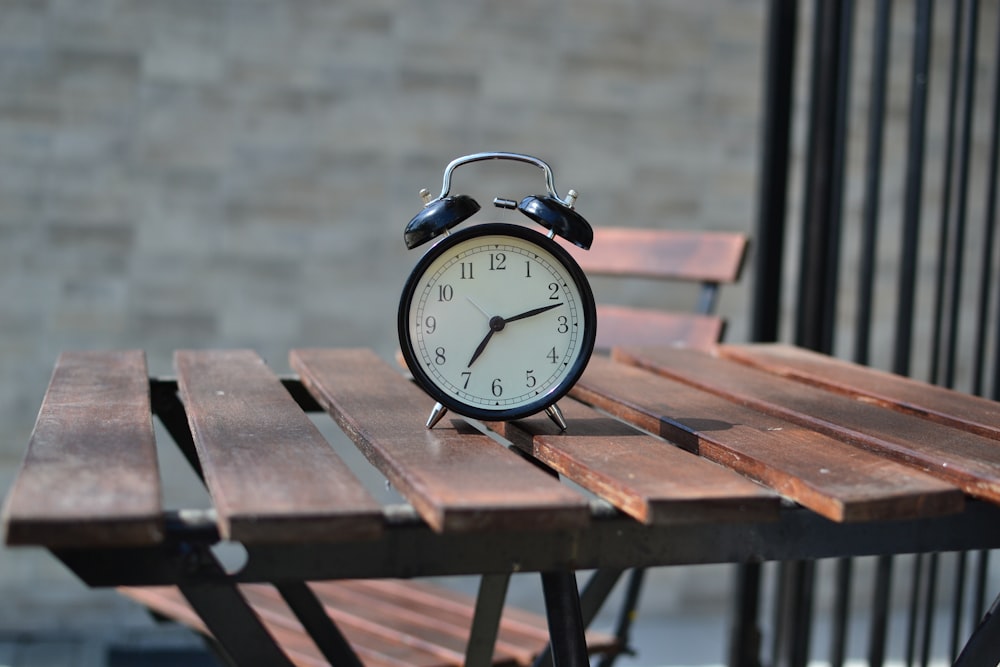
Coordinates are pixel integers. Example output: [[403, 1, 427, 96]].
[[425, 402, 448, 429], [545, 403, 568, 431]]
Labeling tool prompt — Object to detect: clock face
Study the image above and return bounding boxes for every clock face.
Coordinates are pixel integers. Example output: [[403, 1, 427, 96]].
[[398, 223, 596, 422]]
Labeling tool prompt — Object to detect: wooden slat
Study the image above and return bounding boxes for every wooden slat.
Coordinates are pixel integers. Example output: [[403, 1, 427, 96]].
[[317, 581, 537, 665], [120, 585, 448, 667], [493, 399, 779, 524], [290, 348, 589, 533], [721, 343, 1000, 441], [572, 355, 963, 522], [3, 351, 162, 547], [175, 350, 382, 544], [564, 228, 748, 283], [595, 305, 723, 351], [294, 584, 505, 665], [615, 346, 1000, 505], [243, 586, 467, 667]]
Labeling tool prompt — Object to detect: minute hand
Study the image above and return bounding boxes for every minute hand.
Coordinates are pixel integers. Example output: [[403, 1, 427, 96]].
[[504, 302, 562, 323]]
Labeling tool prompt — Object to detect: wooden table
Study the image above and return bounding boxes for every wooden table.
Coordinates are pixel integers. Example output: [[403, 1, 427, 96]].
[[4, 344, 1000, 666]]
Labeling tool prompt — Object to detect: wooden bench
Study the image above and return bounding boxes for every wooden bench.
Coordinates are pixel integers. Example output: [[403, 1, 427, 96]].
[[120, 580, 618, 667], [562, 227, 748, 350]]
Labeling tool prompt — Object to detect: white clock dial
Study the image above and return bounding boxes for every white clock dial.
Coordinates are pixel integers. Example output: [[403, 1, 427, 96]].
[[399, 223, 596, 421]]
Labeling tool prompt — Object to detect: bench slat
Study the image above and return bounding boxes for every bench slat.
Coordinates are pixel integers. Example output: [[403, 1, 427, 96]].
[[614, 346, 1000, 506], [574, 355, 963, 522], [3, 351, 162, 547], [595, 305, 723, 351], [121, 581, 619, 667], [494, 398, 779, 525], [565, 228, 748, 283], [175, 350, 383, 544], [120, 585, 449, 667], [290, 348, 589, 533], [721, 343, 1000, 440]]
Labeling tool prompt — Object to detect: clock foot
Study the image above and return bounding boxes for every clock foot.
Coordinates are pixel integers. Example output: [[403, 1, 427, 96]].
[[545, 404, 568, 431], [425, 402, 448, 429]]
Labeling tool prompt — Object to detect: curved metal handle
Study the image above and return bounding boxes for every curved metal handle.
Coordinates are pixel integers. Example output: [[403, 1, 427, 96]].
[[430, 152, 570, 207]]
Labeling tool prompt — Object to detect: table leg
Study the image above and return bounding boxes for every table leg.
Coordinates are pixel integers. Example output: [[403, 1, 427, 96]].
[[954, 589, 1000, 667], [534, 568, 625, 667], [539, 570, 589, 667], [465, 573, 512, 667], [276, 582, 363, 667], [180, 583, 294, 666]]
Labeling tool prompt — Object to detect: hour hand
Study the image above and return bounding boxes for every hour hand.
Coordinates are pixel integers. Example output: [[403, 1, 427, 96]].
[[468, 315, 508, 367], [467, 328, 495, 368]]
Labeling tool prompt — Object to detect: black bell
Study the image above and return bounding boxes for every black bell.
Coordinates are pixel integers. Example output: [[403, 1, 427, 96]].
[[518, 195, 593, 250], [403, 195, 481, 249]]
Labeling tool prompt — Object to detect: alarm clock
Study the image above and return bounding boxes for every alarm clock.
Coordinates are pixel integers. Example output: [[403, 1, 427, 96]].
[[397, 152, 597, 430]]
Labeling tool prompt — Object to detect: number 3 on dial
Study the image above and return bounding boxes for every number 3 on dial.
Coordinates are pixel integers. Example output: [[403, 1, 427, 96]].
[[398, 223, 596, 424]]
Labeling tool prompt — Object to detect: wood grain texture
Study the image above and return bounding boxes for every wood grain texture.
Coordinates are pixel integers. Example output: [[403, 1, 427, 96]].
[[290, 348, 589, 533], [721, 343, 1000, 441], [493, 399, 779, 524], [564, 228, 748, 283], [175, 350, 383, 544], [121, 581, 619, 667], [595, 305, 723, 351], [3, 351, 162, 547], [615, 346, 1000, 505], [573, 355, 963, 522]]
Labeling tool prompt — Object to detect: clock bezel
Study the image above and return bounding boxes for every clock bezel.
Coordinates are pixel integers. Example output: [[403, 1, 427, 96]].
[[398, 222, 597, 423]]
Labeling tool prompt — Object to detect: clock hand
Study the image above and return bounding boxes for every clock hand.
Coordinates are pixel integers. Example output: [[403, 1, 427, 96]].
[[467, 315, 506, 368], [503, 302, 563, 324], [467, 305, 562, 368], [466, 297, 492, 319]]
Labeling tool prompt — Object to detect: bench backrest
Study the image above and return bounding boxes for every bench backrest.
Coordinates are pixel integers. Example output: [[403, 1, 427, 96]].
[[563, 228, 749, 350]]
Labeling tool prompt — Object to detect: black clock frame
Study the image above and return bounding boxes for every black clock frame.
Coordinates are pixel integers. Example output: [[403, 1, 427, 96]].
[[398, 222, 597, 423]]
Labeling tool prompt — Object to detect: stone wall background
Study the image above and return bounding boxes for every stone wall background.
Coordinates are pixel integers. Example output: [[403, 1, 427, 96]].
[[0, 0, 764, 627]]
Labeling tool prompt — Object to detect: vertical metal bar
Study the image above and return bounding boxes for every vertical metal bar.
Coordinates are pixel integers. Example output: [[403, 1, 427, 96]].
[[771, 563, 789, 666], [539, 569, 626, 667], [795, 0, 849, 354], [728, 564, 764, 667], [905, 554, 925, 667], [919, 553, 940, 667], [829, 558, 852, 667], [538, 570, 589, 667], [868, 555, 895, 667], [789, 561, 815, 667], [930, 0, 966, 385], [975, 3, 1000, 399], [773, 561, 815, 667], [854, 0, 893, 366], [893, 0, 935, 377], [751, 0, 798, 344], [942, 0, 980, 390], [950, 552, 969, 661], [824, 0, 855, 353]]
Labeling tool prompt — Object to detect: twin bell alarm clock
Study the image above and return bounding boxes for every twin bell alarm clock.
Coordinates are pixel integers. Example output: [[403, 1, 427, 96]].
[[397, 152, 597, 430]]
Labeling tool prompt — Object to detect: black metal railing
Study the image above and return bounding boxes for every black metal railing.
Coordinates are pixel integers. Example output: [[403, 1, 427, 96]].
[[747, 1, 1000, 666]]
